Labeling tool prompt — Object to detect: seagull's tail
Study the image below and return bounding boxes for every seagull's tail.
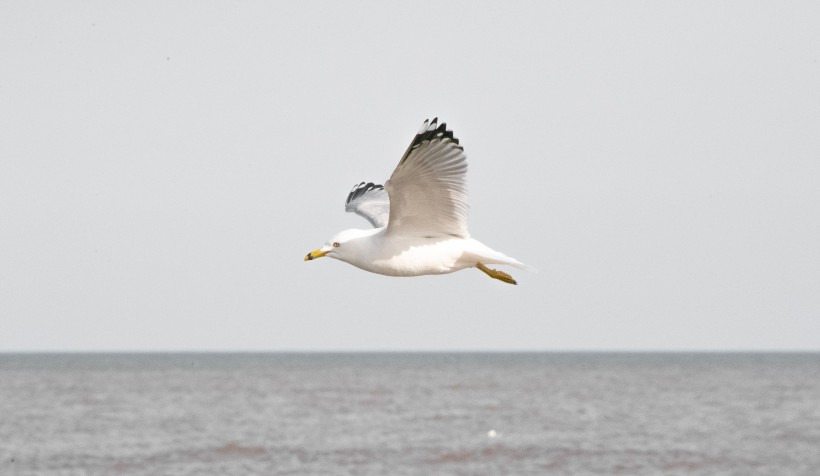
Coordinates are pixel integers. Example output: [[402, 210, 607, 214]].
[[466, 239, 537, 273], [507, 259, 538, 273]]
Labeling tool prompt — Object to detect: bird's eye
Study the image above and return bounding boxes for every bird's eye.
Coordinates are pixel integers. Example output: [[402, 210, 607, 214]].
[[332, 242, 340, 248]]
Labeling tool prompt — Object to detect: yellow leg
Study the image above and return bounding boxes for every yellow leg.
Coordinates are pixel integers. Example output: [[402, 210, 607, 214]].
[[476, 262, 517, 285]]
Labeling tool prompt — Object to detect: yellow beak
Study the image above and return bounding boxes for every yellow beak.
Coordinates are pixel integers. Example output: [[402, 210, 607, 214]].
[[304, 249, 329, 261]]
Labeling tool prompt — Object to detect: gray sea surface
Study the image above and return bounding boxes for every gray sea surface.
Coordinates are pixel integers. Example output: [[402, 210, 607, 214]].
[[1, 352, 819, 475]]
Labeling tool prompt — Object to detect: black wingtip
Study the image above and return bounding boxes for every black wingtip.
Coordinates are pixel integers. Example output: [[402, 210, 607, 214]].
[[399, 117, 461, 165]]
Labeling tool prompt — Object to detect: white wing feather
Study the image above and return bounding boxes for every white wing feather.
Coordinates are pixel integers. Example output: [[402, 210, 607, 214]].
[[385, 118, 469, 238], [344, 182, 390, 228]]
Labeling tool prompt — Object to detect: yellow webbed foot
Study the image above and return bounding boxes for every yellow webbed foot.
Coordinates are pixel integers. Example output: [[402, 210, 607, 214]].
[[476, 262, 517, 285]]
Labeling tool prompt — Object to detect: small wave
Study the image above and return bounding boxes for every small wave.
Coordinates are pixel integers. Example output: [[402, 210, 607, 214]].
[[213, 443, 266, 457]]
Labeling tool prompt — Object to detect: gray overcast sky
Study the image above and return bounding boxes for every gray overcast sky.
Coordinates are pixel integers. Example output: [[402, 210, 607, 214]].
[[1, 2, 819, 351]]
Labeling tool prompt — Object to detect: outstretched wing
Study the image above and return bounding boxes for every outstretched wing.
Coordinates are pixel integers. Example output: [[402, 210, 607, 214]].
[[385, 118, 469, 238], [345, 182, 390, 228]]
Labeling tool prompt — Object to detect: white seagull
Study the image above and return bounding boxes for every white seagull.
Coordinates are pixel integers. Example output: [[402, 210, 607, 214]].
[[305, 118, 532, 285]]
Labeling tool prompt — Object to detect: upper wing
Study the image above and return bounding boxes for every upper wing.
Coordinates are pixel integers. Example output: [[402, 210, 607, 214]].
[[345, 181, 390, 228], [385, 118, 469, 238]]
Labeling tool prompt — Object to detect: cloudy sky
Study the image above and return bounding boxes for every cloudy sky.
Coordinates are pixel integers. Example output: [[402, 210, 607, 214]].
[[2, 2, 818, 351]]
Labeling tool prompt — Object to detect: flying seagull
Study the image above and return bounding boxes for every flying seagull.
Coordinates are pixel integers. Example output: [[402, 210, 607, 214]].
[[305, 118, 532, 284]]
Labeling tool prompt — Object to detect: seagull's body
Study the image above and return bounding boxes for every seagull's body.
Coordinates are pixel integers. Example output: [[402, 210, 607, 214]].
[[305, 118, 532, 284], [326, 228, 518, 277]]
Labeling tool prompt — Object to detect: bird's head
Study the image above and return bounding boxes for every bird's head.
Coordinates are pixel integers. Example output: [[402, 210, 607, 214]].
[[304, 228, 373, 263]]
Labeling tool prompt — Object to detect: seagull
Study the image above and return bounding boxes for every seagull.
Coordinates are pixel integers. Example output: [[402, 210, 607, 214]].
[[305, 118, 532, 285]]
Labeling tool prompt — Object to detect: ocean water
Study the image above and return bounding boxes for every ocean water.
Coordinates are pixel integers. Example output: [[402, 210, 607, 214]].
[[1, 353, 819, 475]]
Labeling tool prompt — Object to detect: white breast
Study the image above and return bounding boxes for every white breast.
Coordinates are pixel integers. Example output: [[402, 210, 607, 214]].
[[355, 233, 470, 277]]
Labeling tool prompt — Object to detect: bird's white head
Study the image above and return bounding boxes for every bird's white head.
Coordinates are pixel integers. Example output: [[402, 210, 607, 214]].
[[304, 228, 376, 263]]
